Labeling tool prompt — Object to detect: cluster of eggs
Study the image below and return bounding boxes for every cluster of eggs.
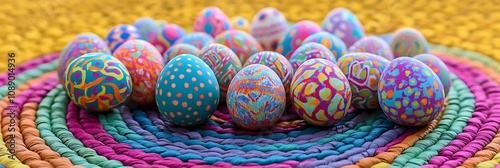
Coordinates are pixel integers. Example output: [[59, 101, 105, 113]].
[[58, 6, 451, 130]]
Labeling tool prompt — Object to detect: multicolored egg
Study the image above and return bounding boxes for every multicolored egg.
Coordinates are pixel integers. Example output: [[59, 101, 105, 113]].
[[58, 32, 111, 85], [349, 36, 394, 60], [112, 39, 164, 105], [231, 16, 250, 31], [150, 23, 187, 55], [390, 27, 430, 58], [198, 44, 242, 102], [105, 24, 143, 53], [321, 8, 365, 47], [276, 20, 322, 59], [193, 6, 233, 37], [414, 53, 451, 96], [249, 7, 289, 51], [133, 17, 159, 41], [174, 32, 214, 49], [290, 58, 352, 126], [289, 42, 337, 70], [215, 30, 263, 63], [156, 54, 220, 127], [244, 51, 294, 95], [378, 57, 445, 126], [64, 53, 133, 112], [303, 31, 347, 59], [227, 64, 286, 130], [163, 44, 200, 64], [337, 53, 390, 109]]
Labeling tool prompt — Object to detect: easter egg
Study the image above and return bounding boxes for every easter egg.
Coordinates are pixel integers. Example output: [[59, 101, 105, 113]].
[[249, 7, 289, 51], [133, 17, 159, 41], [289, 42, 337, 70], [337, 53, 390, 109], [174, 32, 214, 49], [193, 6, 233, 37], [414, 54, 451, 96], [58, 32, 111, 85], [231, 16, 250, 31], [321, 8, 365, 47], [156, 54, 220, 126], [64, 53, 133, 112], [215, 30, 263, 63], [227, 64, 286, 130], [349, 36, 394, 60], [198, 44, 242, 101], [163, 44, 200, 64], [276, 20, 322, 59], [378, 57, 445, 126], [303, 31, 347, 59], [112, 39, 164, 105], [290, 58, 352, 126], [150, 23, 187, 55], [390, 27, 430, 58], [105, 24, 144, 53], [244, 51, 294, 95]]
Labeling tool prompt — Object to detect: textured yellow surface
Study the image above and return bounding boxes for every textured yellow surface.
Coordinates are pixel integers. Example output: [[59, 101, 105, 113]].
[[0, 0, 498, 72]]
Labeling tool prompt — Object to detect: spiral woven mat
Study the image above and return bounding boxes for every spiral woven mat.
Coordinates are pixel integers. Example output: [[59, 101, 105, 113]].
[[2, 0, 500, 168]]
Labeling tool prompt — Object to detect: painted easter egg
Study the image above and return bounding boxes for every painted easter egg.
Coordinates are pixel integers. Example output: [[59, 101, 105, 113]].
[[349, 36, 394, 60], [174, 32, 214, 49], [58, 32, 111, 85], [163, 44, 200, 64], [193, 6, 233, 37], [231, 16, 250, 31], [321, 8, 365, 47], [198, 44, 242, 102], [150, 23, 187, 55], [227, 64, 286, 130], [276, 20, 322, 59], [215, 30, 264, 63], [64, 53, 132, 112], [378, 57, 445, 126], [289, 42, 337, 70], [112, 39, 164, 105], [249, 7, 289, 51], [244, 51, 294, 95], [156, 54, 220, 126], [290, 58, 352, 126], [414, 53, 451, 96], [390, 27, 430, 58], [133, 17, 159, 41], [337, 52, 390, 109], [105, 24, 144, 53], [303, 31, 347, 59]]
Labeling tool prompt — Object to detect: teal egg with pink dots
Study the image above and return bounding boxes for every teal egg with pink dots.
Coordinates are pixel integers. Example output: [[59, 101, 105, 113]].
[[303, 31, 347, 59], [378, 57, 445, 126], [155, 54, 220, 127], [105, 24, 144, 53], [64, 53, 133, 112], [414, 53, 451, 96], [276, 20, 322, 59], [289, 42, 337, 70], [58, 32, 111, 85]]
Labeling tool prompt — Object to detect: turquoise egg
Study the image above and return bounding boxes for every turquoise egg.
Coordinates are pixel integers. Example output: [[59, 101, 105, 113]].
[[303, 31, 347, 60], [156, 54, 220, 126]]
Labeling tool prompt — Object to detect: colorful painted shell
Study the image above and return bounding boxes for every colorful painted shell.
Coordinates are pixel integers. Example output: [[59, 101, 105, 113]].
[[163, 44, 200, 64], [303, 31, 347, 60], [174, 32, 214, 49], [289, 42, 337, 70], [133, 17, 159, 41], [276, 20, 322, 59], [390, 27, 430, 58], [321, 7, 365, 47], [105, 24, 143, 53], [215, 30, 264, 63], [193, 6, 233, 37], [149, 23, 186, 55], [349, 36, 394, 60], [414, 53, 452, 96], [243, 51, 294, 95], [249, 7, 289, 51]]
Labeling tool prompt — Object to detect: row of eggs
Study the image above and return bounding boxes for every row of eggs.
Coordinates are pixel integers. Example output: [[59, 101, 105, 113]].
[[58, 6, 448, 130]]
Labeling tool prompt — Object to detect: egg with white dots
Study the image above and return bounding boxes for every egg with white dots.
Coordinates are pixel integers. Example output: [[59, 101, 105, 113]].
[[155, 54, 220, 127]]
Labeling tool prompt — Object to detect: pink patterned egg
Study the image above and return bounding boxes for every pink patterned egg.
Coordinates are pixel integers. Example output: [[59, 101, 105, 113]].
[[290, 58, 352, 126], [349, 36, 394, 60], [390, 27, 430, 58], [276, 20, 322, 59], [321, 8, 365, 47], [193, 6, 233, 37], [289, 42, 336, 70], [215, 30, 264, 63], [113, 39, 165, 105], [149, 23, 186, 55], [249, 7, 289, 51]]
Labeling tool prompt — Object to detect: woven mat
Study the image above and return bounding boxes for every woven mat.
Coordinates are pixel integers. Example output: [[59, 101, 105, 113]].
[[2, 0, 500, 168]]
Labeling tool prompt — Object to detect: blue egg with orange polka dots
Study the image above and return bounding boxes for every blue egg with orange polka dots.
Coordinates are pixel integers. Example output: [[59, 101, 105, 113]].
[[155, 54, 220, 127]]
